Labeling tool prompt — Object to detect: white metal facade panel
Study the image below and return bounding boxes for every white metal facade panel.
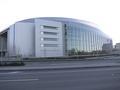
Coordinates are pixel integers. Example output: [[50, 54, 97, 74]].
[[7, 25, 15, 56], [15, 22, 35, 57], [8, 22, 35, 57], [35, 19, 64, 57]]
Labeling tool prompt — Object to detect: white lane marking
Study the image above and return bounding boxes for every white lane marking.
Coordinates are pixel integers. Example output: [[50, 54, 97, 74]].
[[10, 71, 21, 74], [0, 71, 22, 75], [0, 79, 39, 82]]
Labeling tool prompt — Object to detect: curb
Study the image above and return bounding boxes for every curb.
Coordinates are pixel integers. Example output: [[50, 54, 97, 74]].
[[0, 65, 120, 72]]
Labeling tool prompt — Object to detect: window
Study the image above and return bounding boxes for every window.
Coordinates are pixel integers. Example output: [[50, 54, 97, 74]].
[[40, 26, 44, 29], [43, 25, 58, 30], [40, 44, 44, 47], [44, 38, 58, 41], [44, 44, 58, 47], [40, 31, 44, 34], [40, 38, 44, 41], [43, 32, 57, 35]]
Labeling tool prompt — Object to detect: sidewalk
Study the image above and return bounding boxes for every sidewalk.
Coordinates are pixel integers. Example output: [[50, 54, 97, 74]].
[[0, 61, 120, 71]]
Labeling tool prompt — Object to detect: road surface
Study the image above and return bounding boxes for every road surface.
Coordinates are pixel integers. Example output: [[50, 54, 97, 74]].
[[0, 66, 120, 90]]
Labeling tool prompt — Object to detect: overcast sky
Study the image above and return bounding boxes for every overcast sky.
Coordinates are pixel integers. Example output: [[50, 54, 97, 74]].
[[0, 0, 120, 44]]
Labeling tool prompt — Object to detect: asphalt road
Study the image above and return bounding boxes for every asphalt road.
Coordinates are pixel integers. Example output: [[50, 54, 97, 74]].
[[0, 67, 120, 90]]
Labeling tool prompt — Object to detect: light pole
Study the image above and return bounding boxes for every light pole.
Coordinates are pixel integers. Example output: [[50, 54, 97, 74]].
[[0, 36, 3, 63], [44, 47, 46, 57]]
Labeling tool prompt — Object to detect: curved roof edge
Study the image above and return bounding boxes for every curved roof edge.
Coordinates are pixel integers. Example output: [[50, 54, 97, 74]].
[[19, 17, 100, 28], [17, 17, 111, 39]]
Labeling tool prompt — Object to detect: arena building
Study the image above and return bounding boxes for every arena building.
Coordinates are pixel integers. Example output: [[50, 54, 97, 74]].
[[0, 17, 113, 57]]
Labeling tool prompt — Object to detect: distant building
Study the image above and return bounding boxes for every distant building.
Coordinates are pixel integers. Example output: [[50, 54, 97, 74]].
[[0, 17, 113, 57], [115, 43, 120, 50], [102, 43, 113, 53], [112, 43, 120, 54]]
